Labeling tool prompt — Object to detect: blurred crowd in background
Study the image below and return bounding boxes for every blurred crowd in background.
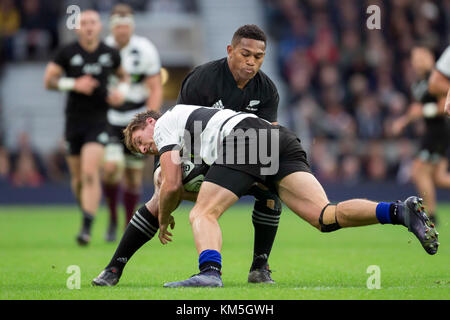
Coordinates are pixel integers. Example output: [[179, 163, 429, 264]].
[[264, 0, 449, 185], [0, 0, 449, 188]]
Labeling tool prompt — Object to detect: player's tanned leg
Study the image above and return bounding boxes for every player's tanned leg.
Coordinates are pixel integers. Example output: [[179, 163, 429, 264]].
[[189, 182, 239, 254], [81, 143, 104, 215], [66, 156, 82, 205], [76, 143, 104, 245], [163, 182, 238, 288], [411, 159, 437, 218], [277, 172, 383, 229], [277, 171, 438, 254]]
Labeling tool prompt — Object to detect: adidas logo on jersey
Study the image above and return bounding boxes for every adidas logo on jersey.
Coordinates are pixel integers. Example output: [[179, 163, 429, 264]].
[[212, 100, 224, 109]]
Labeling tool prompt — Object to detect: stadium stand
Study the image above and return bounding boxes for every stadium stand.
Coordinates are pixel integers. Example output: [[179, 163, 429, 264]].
[[0, 0, 449, 204]]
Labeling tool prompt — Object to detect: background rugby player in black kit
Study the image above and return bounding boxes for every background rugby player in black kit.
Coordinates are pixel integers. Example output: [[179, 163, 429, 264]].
[[44, 10, 127, 245], [176, 25, 280, 283], [393, 46, 450, 227]]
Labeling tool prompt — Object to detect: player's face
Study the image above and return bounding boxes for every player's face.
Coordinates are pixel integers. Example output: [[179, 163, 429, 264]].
[[227, 38, 266, 82], [112, 24, 133, 47], [77, 11, 102, 43], [132, 118, 157, 155]]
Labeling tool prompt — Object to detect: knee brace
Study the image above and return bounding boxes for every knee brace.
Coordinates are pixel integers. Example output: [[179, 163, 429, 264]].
[[319, 203, 341, 233]]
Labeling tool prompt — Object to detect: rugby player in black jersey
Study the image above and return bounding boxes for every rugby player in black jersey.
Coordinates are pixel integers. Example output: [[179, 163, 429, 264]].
[[176, 25, 280, 283], [92, 25, 281, 286], [44, 10, 128, 245], [392, 46, 450, 227]]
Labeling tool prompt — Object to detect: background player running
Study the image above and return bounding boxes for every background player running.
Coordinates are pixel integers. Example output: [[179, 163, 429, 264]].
[[102, 4, 163, 242], [392, 46, 450, 227], [44, 10, 127, 245]]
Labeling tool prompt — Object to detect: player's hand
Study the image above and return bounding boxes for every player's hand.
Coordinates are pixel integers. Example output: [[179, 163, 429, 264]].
[[391, 117, 407, 136], [169, 215, 175, 230], [107, 89, 126, 108], [158, 215, 175, 245], [409, 102, 423, 119], [73, 75, 99, 95]]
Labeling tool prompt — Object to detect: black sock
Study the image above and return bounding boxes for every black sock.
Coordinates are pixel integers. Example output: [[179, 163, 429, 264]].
[[389, 203, 402, 225], [106, 205, 158, 274], [82, 210, 94, 233], [251, 201, 281, 270], [199, 261, 222, 276]]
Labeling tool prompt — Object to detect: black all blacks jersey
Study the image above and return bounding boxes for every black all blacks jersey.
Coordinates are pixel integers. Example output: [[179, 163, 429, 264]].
[[52, 41, 121, 123], [411, 78, 449, 141], [176, 57, 279, 123]]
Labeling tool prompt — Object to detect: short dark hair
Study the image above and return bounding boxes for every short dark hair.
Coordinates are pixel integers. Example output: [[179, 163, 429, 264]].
[[231, 24, 267, 46], [110, 3, 134, 16], [123, 110, 161, 153]]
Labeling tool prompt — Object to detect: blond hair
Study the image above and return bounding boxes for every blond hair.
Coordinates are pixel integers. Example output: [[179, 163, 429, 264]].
[[123, 110, 161, 153]]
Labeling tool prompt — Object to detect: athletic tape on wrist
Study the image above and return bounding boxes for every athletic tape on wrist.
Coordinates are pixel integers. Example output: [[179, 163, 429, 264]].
[[57, 77, 75, 91]]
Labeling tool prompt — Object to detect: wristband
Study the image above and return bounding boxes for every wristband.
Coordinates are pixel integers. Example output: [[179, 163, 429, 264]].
[[57, 77, 75, 91], [423, 102, 438, 118]]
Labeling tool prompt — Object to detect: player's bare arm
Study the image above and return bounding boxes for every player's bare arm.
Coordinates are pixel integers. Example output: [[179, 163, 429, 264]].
[[107, 65, 130, 107], [429, 70, 450, 97], [445, 88, 450, 116], [145, 72, 163, 111], [144, 166, 197, 233], [155, 166, 199, 203], [44, 62, 99, 95], [158, 150, 183, 244], [43, 62, 63, 89]]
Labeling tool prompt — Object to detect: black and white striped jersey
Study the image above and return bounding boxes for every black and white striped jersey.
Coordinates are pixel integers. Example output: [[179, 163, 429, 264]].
[[154, 104, 259, 165], [105, 34, 161, 126]]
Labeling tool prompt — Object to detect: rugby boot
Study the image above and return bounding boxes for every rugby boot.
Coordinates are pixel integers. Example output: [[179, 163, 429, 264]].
[[163, 272, 223, 288], [76, 228, 91, 246], [396, 196, 439, 255], [248, 263, 275, 284], [92, 267, 121, 286]]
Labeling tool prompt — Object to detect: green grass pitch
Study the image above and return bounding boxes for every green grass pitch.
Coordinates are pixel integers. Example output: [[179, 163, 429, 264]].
[[0, 203, 449, 300]]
